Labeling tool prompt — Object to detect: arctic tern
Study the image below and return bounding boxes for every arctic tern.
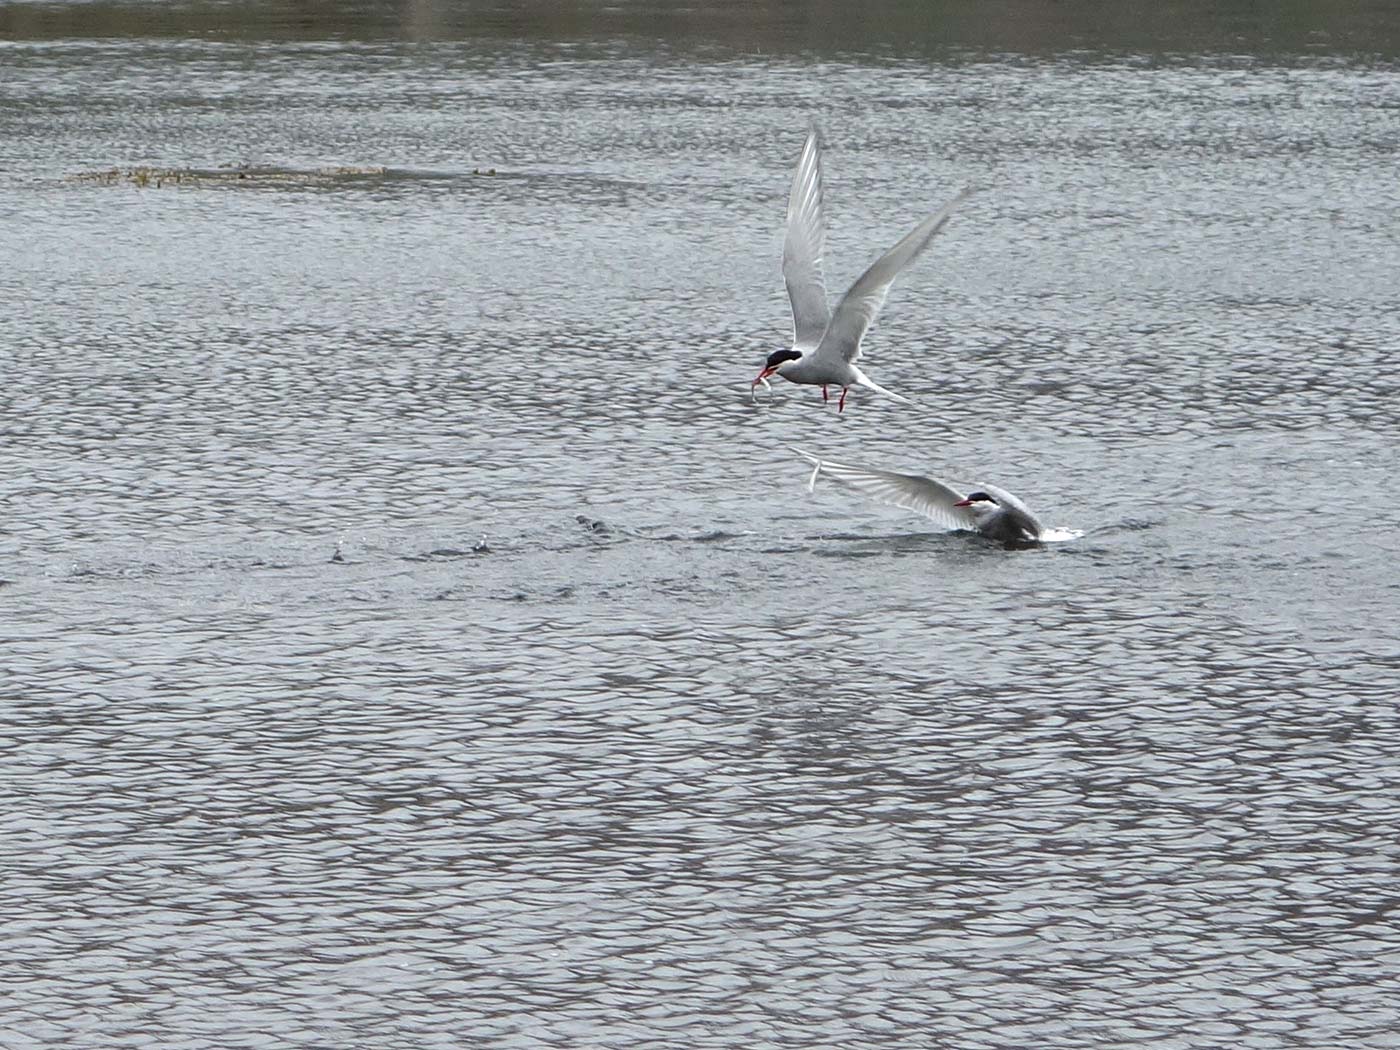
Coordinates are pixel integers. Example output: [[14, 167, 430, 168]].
[[752, 130, 971, 413], [791, 447, 1077, 544]]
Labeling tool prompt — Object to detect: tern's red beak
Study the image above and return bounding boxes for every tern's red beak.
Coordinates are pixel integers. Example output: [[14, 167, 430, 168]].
[[753, 365, 778, 385], [952, 498, 973, 507]]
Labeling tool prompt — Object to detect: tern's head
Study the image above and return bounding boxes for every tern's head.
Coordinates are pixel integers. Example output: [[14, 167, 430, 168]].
[[954, 491, 997, 507], [754, 348, 802, 384], [953, 491, 1001, 521]]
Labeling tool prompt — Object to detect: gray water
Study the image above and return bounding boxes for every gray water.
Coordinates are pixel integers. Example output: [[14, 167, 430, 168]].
[[5, 4, 1400, 1047]]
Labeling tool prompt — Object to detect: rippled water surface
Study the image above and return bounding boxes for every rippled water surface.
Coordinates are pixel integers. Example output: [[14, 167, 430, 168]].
[[5, 5, 1400, 1047]]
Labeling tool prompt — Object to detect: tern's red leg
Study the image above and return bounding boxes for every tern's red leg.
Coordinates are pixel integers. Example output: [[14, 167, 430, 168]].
[[822, 385, 829, 402], [838, 386, 849, 412]]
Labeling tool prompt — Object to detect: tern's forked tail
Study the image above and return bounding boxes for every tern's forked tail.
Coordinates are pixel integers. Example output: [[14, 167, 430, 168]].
[[851, 367, 914, 407], [788, 447, 826, 492]]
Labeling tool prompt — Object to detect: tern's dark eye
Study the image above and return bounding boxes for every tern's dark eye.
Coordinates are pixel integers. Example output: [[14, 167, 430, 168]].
[[965, 491, 998, 505], [765, 349, 802, 368]]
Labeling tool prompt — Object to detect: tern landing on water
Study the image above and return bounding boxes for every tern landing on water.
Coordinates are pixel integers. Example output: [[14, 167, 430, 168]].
[[791, 447, 1078, 544], [751, 129, 972, 413]]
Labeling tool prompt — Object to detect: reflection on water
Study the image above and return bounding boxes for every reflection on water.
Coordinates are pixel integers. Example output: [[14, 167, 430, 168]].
[[4, 6, 1400, 1049], [5, 0, 1400, 55]]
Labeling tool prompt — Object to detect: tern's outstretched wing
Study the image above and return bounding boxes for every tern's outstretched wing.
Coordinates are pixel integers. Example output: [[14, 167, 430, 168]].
[[811, 185, 972, 365], [978, 482, 1045, 539], [783, 130, 831, 349], [790, 447, 977, 532]]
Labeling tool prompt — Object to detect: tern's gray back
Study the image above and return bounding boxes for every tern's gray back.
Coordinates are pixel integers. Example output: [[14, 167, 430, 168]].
[[980, 482, 1044, 540]]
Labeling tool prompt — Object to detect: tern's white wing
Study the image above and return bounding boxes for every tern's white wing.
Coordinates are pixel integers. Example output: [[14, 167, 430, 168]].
[[811, 185, 972, 365], [790, 447, 977, 532], [783, 130, 830, 349], [978, 482, 1046, 539]]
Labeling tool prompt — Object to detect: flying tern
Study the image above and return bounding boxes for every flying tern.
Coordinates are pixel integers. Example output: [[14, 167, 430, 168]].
[[752, 130, 971, 412]]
